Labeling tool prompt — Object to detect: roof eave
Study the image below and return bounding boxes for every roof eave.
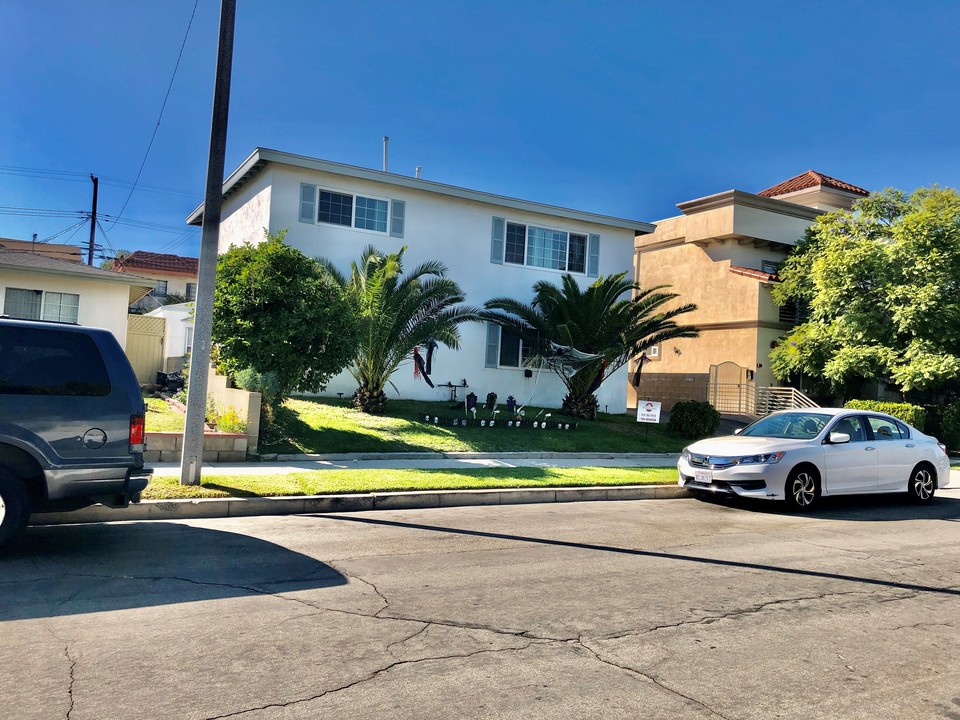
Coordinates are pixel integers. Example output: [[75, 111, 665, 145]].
[[187, 147, 655, 234], [0, 261, 154, 286], [676, 189, 825, 221]]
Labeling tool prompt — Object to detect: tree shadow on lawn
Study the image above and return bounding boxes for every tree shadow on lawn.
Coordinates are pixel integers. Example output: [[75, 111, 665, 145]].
[[264, 404, 439, 454], [0, 522, 346, 621]]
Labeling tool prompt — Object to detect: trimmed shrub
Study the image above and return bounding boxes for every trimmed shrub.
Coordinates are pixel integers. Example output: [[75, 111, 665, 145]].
[[843, 400, 925, 430], [939, 402, 960, 451], [667, 400, 721, 439]]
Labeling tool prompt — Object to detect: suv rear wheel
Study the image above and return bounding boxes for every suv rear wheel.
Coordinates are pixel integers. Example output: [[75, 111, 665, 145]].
[[0, 474, 31, 548]]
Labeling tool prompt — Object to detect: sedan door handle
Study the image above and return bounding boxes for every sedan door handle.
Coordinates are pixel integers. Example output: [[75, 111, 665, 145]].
[[865, 446, 876, 451], [905, 444, 915, 448]]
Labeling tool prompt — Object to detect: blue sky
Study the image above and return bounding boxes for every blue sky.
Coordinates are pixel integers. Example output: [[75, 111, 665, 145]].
[[2, 0, 958, 261]]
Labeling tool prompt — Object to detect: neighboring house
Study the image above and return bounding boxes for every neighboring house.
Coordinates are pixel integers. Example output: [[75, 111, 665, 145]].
[[145, 301, 194, 372], [114, 251, 199, 312], [0, 237, 83, 263], [631, 171, 869, 414], [0, 247, 151, 347], [187, 148, 654, 413]]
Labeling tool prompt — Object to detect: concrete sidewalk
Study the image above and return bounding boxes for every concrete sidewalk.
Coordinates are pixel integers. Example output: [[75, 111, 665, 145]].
[[149, 452, 681, 477]]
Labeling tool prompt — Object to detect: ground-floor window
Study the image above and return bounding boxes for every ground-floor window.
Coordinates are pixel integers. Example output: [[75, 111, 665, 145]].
[[3, 288, 80, 323]]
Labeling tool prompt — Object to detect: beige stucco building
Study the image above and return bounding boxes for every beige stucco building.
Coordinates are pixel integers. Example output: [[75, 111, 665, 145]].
[[631, 171, 869, 412], [113, 251, 199, 312]]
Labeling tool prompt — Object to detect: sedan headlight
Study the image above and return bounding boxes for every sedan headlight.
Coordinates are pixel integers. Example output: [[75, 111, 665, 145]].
[[737, 452, 785, 465], [681, 448, 691, 462]]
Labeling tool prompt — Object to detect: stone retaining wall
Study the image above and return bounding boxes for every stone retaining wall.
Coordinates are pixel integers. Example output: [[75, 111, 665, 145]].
[[144, 431, 248, 463]]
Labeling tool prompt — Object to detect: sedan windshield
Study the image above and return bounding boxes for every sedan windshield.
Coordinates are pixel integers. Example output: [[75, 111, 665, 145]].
[[739, 412, 831, 440]]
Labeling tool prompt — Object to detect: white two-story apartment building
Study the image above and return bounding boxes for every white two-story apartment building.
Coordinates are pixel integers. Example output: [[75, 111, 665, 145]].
[[187, 148, 654, 413]]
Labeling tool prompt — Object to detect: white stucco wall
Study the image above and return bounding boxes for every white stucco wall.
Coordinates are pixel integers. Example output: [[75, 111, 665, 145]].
[[146, 302, 194, 368], [219, 170, 274, 253], [216, 165, 640, 414], [0, 269, 133, 346]]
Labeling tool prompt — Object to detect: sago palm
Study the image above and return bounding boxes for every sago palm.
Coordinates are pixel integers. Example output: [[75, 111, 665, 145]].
[[484, 272, 698, 419], [320, 245, 481, 412]]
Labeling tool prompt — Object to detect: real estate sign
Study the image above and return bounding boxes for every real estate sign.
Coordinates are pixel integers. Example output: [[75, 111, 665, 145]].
[[636, 400, 662, 424]]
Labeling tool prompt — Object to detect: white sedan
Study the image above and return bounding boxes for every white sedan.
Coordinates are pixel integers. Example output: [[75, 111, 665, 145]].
[[678, 408, 950, 510]]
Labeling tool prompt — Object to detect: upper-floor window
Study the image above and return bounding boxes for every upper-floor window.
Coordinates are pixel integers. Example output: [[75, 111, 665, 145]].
[[492, 217, 599, 277], [301, 183, 405, 238], [761, 260, 781, 275], [3, 288, 79, 324], [186, 282, 197, 302]]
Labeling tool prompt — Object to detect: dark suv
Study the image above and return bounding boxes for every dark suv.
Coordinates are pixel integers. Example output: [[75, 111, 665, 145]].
[[0, 318, 152, 546]]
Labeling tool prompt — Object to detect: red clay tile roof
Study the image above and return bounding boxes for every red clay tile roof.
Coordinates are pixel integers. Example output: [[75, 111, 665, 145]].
[[757, 171, 869, 198], [116, 251, 199, 276], [730, 265, 777, 282]]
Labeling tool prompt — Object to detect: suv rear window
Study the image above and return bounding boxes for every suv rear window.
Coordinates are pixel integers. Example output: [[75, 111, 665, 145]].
[[0, 326, 111, 396]]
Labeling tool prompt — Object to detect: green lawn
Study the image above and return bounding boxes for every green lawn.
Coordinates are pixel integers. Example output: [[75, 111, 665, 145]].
[[261, 397, 684, 455], [142, 466, 677, 500], [144, 397, 185, 432]]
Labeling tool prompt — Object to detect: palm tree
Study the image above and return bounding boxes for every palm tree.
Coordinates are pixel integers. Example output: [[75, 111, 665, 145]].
[[319, 245, 481, 412], [484, 272, 699, 419]]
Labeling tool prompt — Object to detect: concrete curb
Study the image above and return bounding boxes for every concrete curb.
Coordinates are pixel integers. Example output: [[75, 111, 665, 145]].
[[30, 484, 691, 526]]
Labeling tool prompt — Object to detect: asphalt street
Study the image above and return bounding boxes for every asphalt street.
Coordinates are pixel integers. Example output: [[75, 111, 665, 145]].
[[2, 491, 959, 719]]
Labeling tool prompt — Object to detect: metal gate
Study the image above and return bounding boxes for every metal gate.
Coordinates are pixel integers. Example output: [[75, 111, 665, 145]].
[[708, 361, 754, 416], [125, 314, 165, 384]]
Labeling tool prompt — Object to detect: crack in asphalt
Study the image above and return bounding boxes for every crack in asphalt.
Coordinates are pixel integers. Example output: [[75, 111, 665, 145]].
[[201, 644, 534, 719], [385, 622, 429, 655], [595, 588, 877, 640], [64, 644, 76, 720], [890, 621, 955, 631], [574, 637, 734, 720]]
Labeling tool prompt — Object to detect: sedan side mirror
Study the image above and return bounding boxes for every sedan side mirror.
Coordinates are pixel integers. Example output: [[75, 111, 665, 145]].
[[733, 428, 742, 435], [828, 432, 851, 444]]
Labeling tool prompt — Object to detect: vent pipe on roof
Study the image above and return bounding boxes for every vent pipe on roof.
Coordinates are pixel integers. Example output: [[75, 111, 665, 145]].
[[415, 166, 422, 179], [382, 136, 389, 172]]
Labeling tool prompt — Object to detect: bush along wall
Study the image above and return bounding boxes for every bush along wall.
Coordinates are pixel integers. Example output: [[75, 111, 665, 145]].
[[843, 400, 926, 431], [667, 400, 721, 439]]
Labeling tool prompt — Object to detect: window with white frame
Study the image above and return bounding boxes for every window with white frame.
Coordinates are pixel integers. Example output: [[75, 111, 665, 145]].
[[184, 326, 194, 355], [492, 217, 598, 276], [645, 344, 660, 360], [186, 282, 197, 301], [300, 183, 405, 238], [150, 280, 168, 298], [4, 287, 79, 323], [485, 323, 535, 369]]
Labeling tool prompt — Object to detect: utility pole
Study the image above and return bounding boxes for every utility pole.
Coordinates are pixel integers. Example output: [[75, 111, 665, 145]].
[[87, 175, 98, 265], [180, 0, 236, 486]]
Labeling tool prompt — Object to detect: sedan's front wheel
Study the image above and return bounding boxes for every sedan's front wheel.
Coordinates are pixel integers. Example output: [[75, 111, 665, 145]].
[[784, 467, 820, 512], [907, 465, 936, 504]]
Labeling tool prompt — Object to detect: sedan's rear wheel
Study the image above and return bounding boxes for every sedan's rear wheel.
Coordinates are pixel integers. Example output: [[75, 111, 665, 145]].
[[784, 468, 819, 511], [907, 465, 936, 504]]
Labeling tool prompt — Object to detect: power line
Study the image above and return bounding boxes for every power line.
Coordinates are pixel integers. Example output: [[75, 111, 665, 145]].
[[41, 219, 89, 242], [107, 0, 200, 227], [0, 166, 198, 198]]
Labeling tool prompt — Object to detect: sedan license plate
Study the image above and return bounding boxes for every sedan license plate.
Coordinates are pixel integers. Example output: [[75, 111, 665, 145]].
[[694, 469, 713, 485]]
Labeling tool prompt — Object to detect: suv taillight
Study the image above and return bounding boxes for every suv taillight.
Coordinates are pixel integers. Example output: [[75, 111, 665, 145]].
[[130, 414, 145, 453]]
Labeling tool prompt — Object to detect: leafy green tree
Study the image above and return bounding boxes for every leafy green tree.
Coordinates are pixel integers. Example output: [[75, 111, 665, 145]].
[[772, 187, 960, 396], [319, 245, 481, 413], [213, 230, 358, 407], [484, 273, 698, 419]]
